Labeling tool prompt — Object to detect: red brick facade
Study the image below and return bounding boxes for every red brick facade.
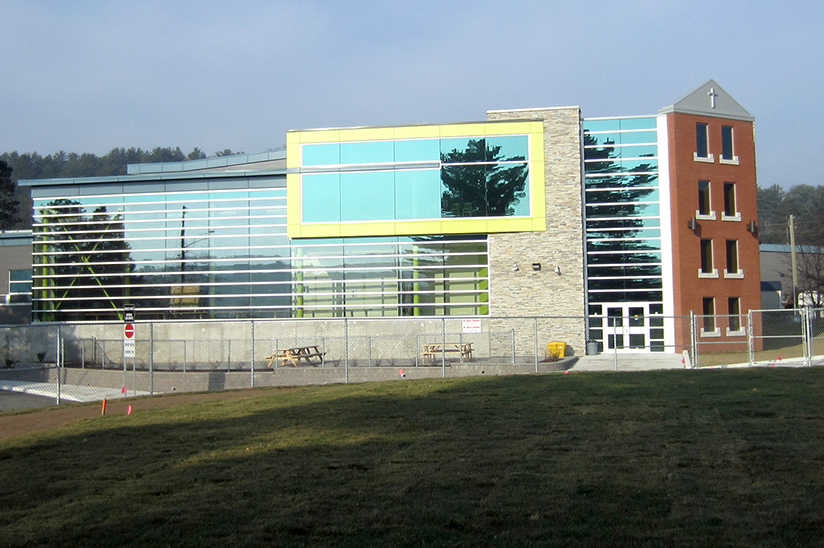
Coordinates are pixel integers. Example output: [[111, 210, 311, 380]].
[[666, 112, 761, 344]]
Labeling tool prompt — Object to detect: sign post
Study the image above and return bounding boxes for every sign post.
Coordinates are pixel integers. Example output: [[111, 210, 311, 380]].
[[124, 323, 136, 358]]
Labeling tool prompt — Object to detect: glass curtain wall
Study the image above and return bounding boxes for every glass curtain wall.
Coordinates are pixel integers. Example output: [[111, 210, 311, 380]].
[[583, 117, 665, 352], [32, 183, 489, 321]]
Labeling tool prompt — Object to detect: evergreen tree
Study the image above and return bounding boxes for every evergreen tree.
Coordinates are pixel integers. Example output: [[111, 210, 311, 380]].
[[0, 160, 20, 229]]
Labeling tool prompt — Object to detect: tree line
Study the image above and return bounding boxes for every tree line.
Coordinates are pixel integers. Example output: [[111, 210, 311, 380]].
[[0, 147, 242, 230], [757, 184, 824, 247], [1, 150, 822, 243]]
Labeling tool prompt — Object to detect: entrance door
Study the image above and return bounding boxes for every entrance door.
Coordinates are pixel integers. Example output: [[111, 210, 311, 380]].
[[606, 305, 649, 352]]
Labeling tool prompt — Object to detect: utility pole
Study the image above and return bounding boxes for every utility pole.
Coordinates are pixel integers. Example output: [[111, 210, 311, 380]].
[[789, 214, 798, 308]]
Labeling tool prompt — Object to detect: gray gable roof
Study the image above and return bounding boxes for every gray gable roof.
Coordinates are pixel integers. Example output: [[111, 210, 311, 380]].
[[659, 79, 754, 121]]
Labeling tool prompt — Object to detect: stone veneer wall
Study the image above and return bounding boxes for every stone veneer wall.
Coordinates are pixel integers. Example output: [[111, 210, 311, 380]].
[[486, 107, 586, 351]]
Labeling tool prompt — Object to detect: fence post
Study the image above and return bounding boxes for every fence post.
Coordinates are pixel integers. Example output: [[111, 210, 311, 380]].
[[690, 311, 698, 369], [534, 318, 538, 373], [746, 310, 754, 366], [345, 318, 349, 383], [56, 325, 62, 405], [150, 322, 154, 395], [804, 307, 812, 367], [250, 320, 255, 388], [442, 318, 446, 378]]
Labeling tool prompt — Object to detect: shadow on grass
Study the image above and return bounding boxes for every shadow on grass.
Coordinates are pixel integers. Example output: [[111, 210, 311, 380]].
[[3, 369, 824, 547]]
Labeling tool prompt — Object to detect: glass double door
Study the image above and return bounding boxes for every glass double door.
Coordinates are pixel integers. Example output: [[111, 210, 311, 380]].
[[606, 304, 649, 352]]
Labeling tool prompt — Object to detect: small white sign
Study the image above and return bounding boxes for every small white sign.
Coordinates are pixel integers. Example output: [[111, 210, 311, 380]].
[[124, 338, 136, 358], [462, 318, 482, 333]]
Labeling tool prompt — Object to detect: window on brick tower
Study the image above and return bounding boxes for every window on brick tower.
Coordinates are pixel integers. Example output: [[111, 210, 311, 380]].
[[726, 239, 739, 274], [722, 126, 734, 161], [696, 123, 709, 158], [724, 182, 737, 216], [700, 239, 714, 273], [698, 180, 711, 215], [702, 297, 716, 332], [728, 296, 741, 331]]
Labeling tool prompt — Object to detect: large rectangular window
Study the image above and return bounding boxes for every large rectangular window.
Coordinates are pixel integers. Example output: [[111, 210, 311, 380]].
[[696, 123, 710, 159], [294, 129, 536, 234], [583, 116, 664, 345]]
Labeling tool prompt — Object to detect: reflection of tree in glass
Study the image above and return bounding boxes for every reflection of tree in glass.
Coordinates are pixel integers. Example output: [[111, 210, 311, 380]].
[[440, 139, 528, 217], [36, 199, 134, 320], [584, 133, 659, 240]]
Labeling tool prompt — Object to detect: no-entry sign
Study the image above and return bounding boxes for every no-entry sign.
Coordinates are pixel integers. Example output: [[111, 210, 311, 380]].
[[124, 323, 136, 358], [124, 323, 135, 339]]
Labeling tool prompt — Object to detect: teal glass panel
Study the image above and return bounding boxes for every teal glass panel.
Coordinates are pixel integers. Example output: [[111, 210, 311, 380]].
[[395, 169, 441, 219], [587, 228, 661, 239], [586, 157, 658, 174], [585, 173, 659, 189], [441, 165, 486, 217], [588, 291, 663, 303], [604, 144, 657, 159], [587, 264, 663, 277], [340, 141, 395, 165], [587, 239, 661, 252], [486, 135, 529, 161], [617, 118, 657, 130], [587, 252, 661, 264], [584, 131, 657, 146], [441, 163, 528, 217], [395, 139, 440, 163], [586, 203, 660, 218], [340, 171, 395, 221], [589, 278, 663, 290], [500, 168, 529, 216], [586, 188, 659, 204], [302, 143, 340, 166], [10, 269, 31, 281], [441, 138, 486, 163], [583, 119, 621, 132], [302, 173, 340, 222]]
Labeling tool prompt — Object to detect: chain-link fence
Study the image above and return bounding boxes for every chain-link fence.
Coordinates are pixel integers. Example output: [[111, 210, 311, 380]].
[[2, 310, 822, 407]]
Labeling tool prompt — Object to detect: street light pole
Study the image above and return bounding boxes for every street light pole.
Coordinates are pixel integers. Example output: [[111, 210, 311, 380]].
[[789, 214, 798, 308]]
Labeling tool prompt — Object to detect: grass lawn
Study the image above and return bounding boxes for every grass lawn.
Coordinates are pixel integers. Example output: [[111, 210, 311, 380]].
[[2, 368, 824, 547]]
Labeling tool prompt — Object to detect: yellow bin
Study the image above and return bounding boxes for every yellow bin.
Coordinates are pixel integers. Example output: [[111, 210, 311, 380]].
[[547, 342, 567, 359]]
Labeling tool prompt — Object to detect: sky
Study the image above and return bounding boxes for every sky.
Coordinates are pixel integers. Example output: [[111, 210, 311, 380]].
[[1, 0, 822, 188]]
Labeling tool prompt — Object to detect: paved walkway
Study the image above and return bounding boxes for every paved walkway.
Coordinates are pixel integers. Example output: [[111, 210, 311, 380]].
[[572, 353, 690, 372], [0, 380, 152, 403]]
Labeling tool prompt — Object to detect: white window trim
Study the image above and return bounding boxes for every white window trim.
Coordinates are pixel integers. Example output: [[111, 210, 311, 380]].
[[721, 212, 742, 221], [694, 153, 715, 163], [696, 211, 716, 221], [724, 269, 744, 279], [726, 327, 747, 337], [700, 328, 721, 337], [719, 156, 740, 165], [698, 269, 719, 278]]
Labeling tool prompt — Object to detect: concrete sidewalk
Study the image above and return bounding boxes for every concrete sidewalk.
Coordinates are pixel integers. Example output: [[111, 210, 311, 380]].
[[0, 380, 152, 403], [571, 353, 688, 372]]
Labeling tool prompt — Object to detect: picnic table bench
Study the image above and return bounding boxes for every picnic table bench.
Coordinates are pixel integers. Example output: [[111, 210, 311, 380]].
[[265, 345, 325, 367], [422, 342, 473, 361]]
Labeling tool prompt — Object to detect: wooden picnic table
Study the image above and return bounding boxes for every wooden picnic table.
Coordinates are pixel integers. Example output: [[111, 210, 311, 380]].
[[265, 345, 325, 367], [422, 342, 473, 361]]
